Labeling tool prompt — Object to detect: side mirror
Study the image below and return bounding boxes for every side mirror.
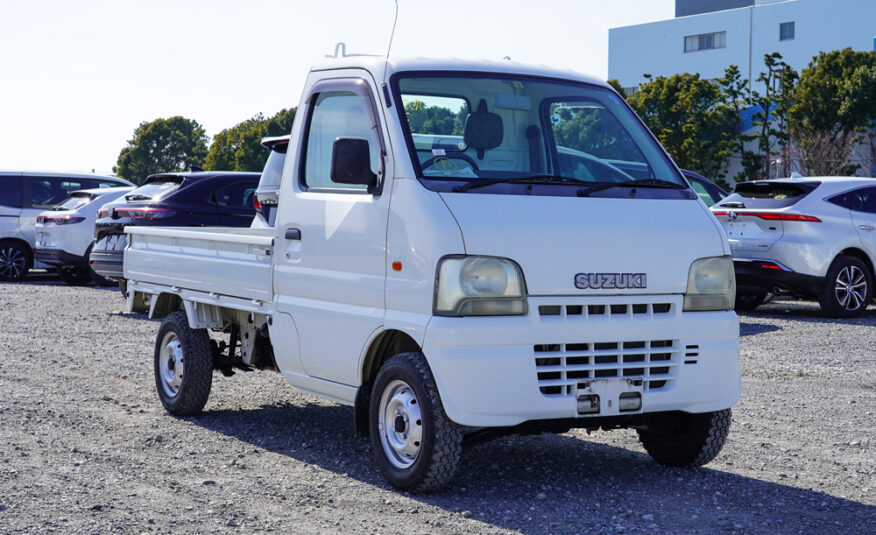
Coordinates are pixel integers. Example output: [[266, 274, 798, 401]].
[[330, 137, 377, 189]]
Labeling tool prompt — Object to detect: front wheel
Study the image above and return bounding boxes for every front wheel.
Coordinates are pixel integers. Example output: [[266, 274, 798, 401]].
[[154, 311, 213, 416], [734, 290, 766, 312], [818, 255, 872, 318], [369, 352, 463, 493], [637, 409, 731, 467], [56, 266, 91, 286]]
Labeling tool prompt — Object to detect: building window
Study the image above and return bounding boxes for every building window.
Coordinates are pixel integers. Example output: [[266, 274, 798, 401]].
[[780, 22, 795, 41], [684, 31, 727, 53]]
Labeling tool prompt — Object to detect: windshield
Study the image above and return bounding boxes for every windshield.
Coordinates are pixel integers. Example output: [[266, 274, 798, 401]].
[[392, 72, 685, 195], [258, 146, 287, 189], [53, 192, 93, 211], [126, 179, 181, 201]]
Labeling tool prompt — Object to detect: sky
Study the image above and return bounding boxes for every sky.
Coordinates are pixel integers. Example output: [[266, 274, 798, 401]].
[[0, 0, 672, 175]]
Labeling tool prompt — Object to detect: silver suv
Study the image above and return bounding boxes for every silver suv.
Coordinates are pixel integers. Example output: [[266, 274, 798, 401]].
[[712, 177, 876, 317], [0, 172, 133, 281]]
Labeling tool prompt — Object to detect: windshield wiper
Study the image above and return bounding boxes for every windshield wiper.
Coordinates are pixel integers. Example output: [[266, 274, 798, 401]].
[[453, 175, 584, 193], [577, 178, 687, 197], [125, 194, 151, 201]]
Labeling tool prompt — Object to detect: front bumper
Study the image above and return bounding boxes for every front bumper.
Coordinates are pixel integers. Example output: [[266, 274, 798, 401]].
[[733, 258, 824, 296], [33, 248, 86, 268], [422, 295, 741, 427]]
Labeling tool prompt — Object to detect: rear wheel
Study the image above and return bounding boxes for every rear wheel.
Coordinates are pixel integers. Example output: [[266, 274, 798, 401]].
[[56, 266, 91, 286], [818, 255, 872, 318], [734, 290, 766, 311], [0, 241, 31, 282], [154, 311, 213, 416], [369, 352, 462, 493], [638, 409, 731, 467]]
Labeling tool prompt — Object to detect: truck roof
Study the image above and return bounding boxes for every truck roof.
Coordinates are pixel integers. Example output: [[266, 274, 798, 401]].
[[310, 56, 610, 89]]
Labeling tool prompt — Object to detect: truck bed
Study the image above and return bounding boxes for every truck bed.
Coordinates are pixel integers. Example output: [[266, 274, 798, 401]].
[[124, 227, 274, 303]]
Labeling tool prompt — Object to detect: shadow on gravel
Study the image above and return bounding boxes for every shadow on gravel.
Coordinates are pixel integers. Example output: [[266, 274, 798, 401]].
[[739, 301, 876, 326], [190, 401, 876, 534], [739, 322, 782, 336]]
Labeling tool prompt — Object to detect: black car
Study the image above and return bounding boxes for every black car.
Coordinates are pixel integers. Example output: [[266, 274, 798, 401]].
[[90, 171, 260, 292], [681, 170, 728, 207]]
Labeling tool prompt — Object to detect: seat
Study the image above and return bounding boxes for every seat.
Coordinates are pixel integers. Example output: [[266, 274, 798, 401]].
[[463, 99, 504, 159]]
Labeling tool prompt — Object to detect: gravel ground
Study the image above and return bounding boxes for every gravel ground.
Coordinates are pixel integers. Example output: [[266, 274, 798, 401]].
[[1, 274, 874, 534]]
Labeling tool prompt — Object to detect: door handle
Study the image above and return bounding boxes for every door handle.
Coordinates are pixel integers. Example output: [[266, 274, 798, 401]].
[[285, 228, 301, 240], [859, 225, 875, 231]]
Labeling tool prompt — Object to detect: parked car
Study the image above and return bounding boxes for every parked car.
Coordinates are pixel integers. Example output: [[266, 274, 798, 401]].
[[33, 187, 133, 285], [682, 170, 728, 207], [251, 135, 289, 228], [0, 172, 133, 281], [711, 177, 876, 317], [90, 171, 261, 294]]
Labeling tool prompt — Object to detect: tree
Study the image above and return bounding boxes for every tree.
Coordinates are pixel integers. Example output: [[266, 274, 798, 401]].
[[205, 108, 296, 172], [114, 117, 208, 184], [748, 52, 798, 180], [716, 64, 756, 183], [792, 48, 876, 175], [404, 100, 466, 136], [626, 73, 734, 184]]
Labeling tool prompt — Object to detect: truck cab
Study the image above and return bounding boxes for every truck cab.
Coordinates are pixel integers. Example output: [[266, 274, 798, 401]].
[[126, 56, 740, 493]]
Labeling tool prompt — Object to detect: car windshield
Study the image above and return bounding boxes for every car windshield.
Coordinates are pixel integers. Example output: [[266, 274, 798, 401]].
[[53, 192, 93, 211], [259, 147, 287, 189], [392, 72, 684, 194], [126, 179, 181, 201]]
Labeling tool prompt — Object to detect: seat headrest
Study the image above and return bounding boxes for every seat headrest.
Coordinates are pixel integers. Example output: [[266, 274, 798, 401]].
[[464, 99, 503, 159]]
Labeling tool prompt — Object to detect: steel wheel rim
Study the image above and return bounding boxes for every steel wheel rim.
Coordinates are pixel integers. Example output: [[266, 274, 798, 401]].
[[159, 332, 184, 398], [0, 246, 26, 279], [377, 379, 424, 469], [835, 265, 867, 311]]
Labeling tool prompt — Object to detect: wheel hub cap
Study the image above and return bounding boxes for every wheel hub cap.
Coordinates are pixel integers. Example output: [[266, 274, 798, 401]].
[[378, 380, 424, 469], [159, 332, 184, 397], [835, 265, 867, 311], [0, 247, 26, 279]]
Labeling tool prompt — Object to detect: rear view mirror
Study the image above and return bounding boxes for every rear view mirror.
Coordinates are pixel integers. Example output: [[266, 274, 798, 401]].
[[331, 137, 377, 190]]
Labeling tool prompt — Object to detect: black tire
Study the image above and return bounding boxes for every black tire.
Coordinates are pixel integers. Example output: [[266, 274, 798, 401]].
[[56, 266, 91, 286], [818, 255, 873, 318], [154, 311, 213, 416], [0, 240, 32, 282], [638, 409, 731, 467], [369, 352, 463, 493], [734, 290, 766, 311]]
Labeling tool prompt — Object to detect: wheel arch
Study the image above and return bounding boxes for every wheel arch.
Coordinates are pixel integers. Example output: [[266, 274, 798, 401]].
[[837, 247, 875, 282], [149, 293, 184, 319], [353, 329, 422, 436]]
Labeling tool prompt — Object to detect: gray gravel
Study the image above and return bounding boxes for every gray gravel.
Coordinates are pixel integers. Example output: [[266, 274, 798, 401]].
[[1, 275, 874, 534]]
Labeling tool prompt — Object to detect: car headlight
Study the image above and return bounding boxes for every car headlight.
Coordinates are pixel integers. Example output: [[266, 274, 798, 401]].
[[683, 256, 736, 311], [435, 256, 527, 316]]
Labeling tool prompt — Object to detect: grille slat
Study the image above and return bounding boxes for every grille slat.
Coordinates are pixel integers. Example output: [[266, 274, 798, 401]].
[[538, 302, 673, 319], [534, 339, 680, 397]]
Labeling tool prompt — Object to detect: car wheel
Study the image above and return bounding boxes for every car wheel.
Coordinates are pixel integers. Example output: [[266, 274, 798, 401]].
[[369, 352, 462, 493], [637, 409, 731, 467], [818, 255, 873, 318], [154, 311, 213, 416], [56, 266, 91, 286], [0, 241, 31, 282], [734, 290, 766, 312]]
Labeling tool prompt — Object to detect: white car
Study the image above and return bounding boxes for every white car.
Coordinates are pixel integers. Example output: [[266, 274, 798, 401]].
[[250, 135, 289, 229], [0, 172, 133, 281], [34, 187, 132, 285], [711, 177, 876, 317]]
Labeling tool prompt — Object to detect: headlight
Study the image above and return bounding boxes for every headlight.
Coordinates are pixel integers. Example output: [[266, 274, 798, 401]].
[[683, 256, 736, 311], [435, 256, 527, 316]]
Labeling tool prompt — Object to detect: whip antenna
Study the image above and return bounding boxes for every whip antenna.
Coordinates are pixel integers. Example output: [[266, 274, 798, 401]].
[[386, 0, 399, 62]]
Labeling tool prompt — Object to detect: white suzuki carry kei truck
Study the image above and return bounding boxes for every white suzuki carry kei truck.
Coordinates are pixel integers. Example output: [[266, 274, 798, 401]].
[[123, 56, 740, 492]]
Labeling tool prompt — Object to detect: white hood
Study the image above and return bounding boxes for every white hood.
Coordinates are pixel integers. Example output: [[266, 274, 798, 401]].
[[439, 193, 726, 296]]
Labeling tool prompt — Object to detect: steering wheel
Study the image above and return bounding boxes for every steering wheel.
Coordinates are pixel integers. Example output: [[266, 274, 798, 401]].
[[420, 154, 480, 173]]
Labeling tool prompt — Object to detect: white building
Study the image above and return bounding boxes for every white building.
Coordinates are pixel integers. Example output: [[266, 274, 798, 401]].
[[609, 0, 876, 93]]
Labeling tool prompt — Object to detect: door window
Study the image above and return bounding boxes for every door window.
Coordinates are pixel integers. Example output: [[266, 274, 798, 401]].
[[850, 187, 876, 214], [215, 181, 257, 209], [302, 91, 380, 191], [29, 177, 89, 208], [0, 176, 23, 208]]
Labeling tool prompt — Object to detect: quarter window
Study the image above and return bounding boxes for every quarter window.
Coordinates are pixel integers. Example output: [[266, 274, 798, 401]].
[[302, 91, 380, 191]]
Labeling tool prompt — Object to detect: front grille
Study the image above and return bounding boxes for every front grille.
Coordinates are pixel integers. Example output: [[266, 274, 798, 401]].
[[538, 302, 672, 318], [534, 340, 680, 397]]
